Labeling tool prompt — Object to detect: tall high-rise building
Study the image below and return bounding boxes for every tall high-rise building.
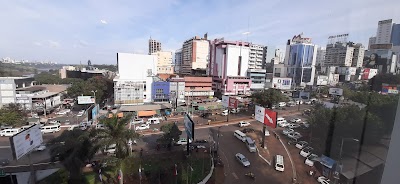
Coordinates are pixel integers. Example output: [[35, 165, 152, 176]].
[[284, 34, 317, 87], [180, 35, 209, 76], [148, 38, 162, 55], [391, 24, 400, 46], [174, 49, 182, 74], [368, 37, 377, 49], [316, 47, 326, 66], [376, 19, 394, 44], [352, 43, 365, 68], [325, 42, 355, 67], [248, 44, 267, 69], [153, 51, 173, 74]]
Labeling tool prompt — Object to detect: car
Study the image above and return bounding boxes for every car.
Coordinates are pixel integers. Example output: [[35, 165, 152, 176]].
[[278, 121, 290, 127], [55, 111, 67, 115], [300, 147, 314, 157], [303, 109, 311, 116], [196, 145, 206, 149], [294, 100, 303, 105], [295, 141, 308, 149], [288, 123, 301, 129], [278, 102, 286, 107], [241, 128, 255, 133], [235, 153, 250, 167], [287, 132, 302, 139], [104, 144, 116, 155], [64, 120, 70, 125], [282, 128, 294, 135], [304, 101, 312, 105], [135, 124, 150, 131], [77, 110, 85, 117], [131, 119, 144, 124], [317, 176, 330, 184], [176, 138, 192, 145], [287, 102, 296, 107], [194, 139, 208, 143], [68, 125, 79, 131], [290, 118, 301, 123], [34, 144, 46, 151], [221, 110, 228, 116], [305, 154, 318, 167], [238, 121, 250, 127], [0, 158, 10, 166]]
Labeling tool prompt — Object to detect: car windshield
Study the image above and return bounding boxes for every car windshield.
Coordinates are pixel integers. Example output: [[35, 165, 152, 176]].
[[242, 157, 248, 162]]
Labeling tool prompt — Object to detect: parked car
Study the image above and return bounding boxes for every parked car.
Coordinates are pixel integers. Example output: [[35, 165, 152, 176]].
[[278, 102, 286, 107], [77, 110, 85, 117], [104, 144, 116, 155], [304, 101, 312, 105], [317, 176, 330, 184], [238, 121, 250, 127], [300, 147, 314, 157], [135, 124, 150, 131], [287, 132, 302, 139], [282, 128, 294, 135], [131, 119, 144, 124], [290, 118, 302, 123], [235, 153, 250, 167], [288, 123, 301, 129], [176, 138, 192, 145], [242, 128, 255, 133], [287, 102, 296, 107], [305, 154, 318, 167], [278, 121, 290, 128], [34, 144, 47, 151], [221, 110, 228, 116], [295, 141, 308, 149]]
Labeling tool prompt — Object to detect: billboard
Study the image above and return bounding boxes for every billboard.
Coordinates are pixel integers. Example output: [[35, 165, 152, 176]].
[[184, 114, 194, 139], [78, 96, 95, 104], [299, 91, 310, 100], [222, 95, 229, 108], [363, 50, 396, 74], [382, 84, 399, 94], [272, 77, 292, 90], [254, 105, 277, 128], [222, 95, 238, 108], [9, 124, 43, 160], [329, 88, 343, 96]]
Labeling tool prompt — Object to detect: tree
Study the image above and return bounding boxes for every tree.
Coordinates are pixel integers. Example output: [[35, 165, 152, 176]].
[[157, 123, 182, 146], [66, 76, 113, 103], [0, 103, 26, 127], [50, 129, 96, 183], [251, 89, 288, 108], [369, 73, 400, 92], [90, 114, 139, 159]]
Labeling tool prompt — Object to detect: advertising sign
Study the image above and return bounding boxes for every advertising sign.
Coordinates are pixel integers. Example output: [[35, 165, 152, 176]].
[[299, 91, 310, 100], [254, 105, 277, 128], [329, 88, 344, 96], [382, 84, 399, 94], [9, 124, 43, 160], [78, 96, 95, 104], [228, 97, 238, 109], [364, 50, 395, 74], [222, 95, 229, 108], [184, 114, 194, 139]]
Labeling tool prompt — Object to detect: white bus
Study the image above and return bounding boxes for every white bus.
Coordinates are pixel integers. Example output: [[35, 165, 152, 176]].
[[245, 137, 257, 153], [233, 130, 247, 142], [40, 125, 60, 134]]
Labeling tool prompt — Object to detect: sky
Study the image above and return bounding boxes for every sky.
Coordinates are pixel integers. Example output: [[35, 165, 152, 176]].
[[0, 0, 400, 64]]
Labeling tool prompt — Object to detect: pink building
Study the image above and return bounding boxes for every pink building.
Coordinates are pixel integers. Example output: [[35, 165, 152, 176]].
[[183, 76, 214, 100], [209, 38, 252, 96]]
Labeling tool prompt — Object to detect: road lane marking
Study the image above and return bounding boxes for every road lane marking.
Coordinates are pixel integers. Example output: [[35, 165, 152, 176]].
[[232, 172, 239, 179], [274, 130, 297, 180], [257, 148, 271, 165]]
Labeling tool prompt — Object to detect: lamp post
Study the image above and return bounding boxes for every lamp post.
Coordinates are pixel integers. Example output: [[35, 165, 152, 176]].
[[91, 90, 97, 125]]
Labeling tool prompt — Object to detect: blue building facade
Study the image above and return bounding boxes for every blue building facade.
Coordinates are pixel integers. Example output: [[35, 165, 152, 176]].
[[286, 43, 316, 86], [152, 81, 170, 102], [391, 24, 400, 46]]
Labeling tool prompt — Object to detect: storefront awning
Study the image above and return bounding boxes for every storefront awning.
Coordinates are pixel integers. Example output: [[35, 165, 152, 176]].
[[138, 110, 156, 117]]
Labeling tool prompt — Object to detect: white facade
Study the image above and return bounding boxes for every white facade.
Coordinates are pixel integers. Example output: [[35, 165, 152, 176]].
[[153, 51, 174, 74], [226, 45, 250, 77], [376, 19, 394, 44], [114, 53, 157, 105], [248, 44, 266, 69]]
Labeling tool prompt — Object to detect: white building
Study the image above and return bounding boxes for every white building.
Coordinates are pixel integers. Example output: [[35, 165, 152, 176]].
[[153, 51, 174, 74], [114, 53, 157, 105], [248, 44, 267, 69], [376, 19, 394, 44]]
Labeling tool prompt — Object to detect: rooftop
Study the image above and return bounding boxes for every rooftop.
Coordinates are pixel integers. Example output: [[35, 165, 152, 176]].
[[16, 86, 46, 92], [0, 76, 32, 80]]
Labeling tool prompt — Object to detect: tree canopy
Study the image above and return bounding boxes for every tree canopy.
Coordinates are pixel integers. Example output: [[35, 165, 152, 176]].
[[67, 76, 113, 103], [369, 73, 400, 92], [157, 123, 182, 146], [0, 103, 26, 127], [251, 89, 289, 108]]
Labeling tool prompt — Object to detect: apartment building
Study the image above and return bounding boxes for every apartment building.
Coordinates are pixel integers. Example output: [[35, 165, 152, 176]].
[[148, 38, 162, 55], [180, 35, 209, 76], [248, 44, 267, 69], [153, 51, 174, 74]]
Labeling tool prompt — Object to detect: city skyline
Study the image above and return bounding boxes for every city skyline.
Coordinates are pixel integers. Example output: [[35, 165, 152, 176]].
[[0, 0, 399, 64]]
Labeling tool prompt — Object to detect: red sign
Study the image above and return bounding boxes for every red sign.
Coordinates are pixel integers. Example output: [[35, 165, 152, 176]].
[[361, 68, 370, 80], [264, 109, 277, 128], [228, 97, 238, 109]]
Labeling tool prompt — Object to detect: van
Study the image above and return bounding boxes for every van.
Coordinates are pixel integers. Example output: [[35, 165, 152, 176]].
[[0, 129, 20, 137], [21, 125, 33, 131], [275, 155, 285, 172], [68, 125, 79, 131], [147, 118, 160, 124], [233, 130, 247, 142], [40, 125, 60, 134], [277, 117, 286, 123], [245, 137, 257, 153], [221, 110, 228, 116]]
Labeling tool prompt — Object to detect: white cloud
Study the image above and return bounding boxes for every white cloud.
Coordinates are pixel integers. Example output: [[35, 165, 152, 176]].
[[33, 42, 42, 46], [100, 19, 107, 24], [48, 40, 60, 48]]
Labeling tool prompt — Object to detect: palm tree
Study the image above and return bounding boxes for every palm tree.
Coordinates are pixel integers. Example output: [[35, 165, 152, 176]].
[[90, 114, 139, 159], [50, 129, 96, 183]]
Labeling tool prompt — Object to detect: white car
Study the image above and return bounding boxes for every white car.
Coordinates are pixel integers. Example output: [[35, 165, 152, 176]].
[[278, 121, 290, 128], [77, 110, 85, 117], [56, 110, 67, 115], [176, 138, 192, 145], [104, 144, 116, 155], [34, 144, 46, 151], [135, 124, 150, 131], [235, 153, 250, 167], [304, 101, 312, 105], [300, 147, 313, 157], [131, 119, 144, 124], [305, 154, 318, 167], [282, 128, 294, 135], [288, 123, 301, 129], [287, 132, 302, 139], [290, 118, 301, 123], [278, 102, 286, 107], [238, 121, 250, 127], [295, 141, 308, 149], [68, 125, 79, 131], [317, 176, 330, 184]]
